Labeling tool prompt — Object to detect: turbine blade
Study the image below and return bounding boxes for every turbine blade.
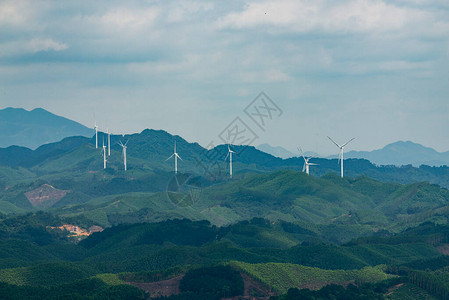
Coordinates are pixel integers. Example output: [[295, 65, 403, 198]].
[[165, 154, 175, 161], [176, 153, 182, 160], [125, 139, 129, 146], [224, 152, 229, 161], [327, 136, 341, 148], [297, 147, 306, 160], [342, 138, 355, 148], [302, 163, 306, 172], [306, 156, 315, 163]]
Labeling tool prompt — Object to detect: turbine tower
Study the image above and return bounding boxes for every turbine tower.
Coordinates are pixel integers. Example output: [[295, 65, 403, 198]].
[[119, 140, 128, 171], [94, 122, 99, 149], [107, 128, 111, 156], [225, 144, 236, 178], [327, 136, 355, 178], [102, 139, 107, 169], [298, 147, 318, 175], [166, 141, 182, 174]]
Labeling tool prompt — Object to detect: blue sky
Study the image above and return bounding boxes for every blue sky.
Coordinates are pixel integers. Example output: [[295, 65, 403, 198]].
[[1, 0, 448, 154]]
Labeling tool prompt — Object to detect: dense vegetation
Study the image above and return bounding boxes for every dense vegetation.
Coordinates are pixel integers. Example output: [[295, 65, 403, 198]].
[[0, 278, 145, 300], [272, 280, 399, 300], [0, 211, 445, 298], [178, 265, 244, 299], [2, 133, 449, 299]]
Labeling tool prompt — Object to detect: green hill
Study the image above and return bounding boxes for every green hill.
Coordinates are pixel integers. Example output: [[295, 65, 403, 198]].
[[230, 261, 393, 293], [17, 170, 443, 237]]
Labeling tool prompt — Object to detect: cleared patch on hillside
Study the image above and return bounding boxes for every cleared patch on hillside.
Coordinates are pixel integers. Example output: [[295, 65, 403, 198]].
[[127, 272, 273, 299], [25, 184, 69, 208]]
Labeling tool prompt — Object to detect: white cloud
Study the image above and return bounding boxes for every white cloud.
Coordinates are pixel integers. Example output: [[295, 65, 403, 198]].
[[0, 1, 448, 152], [96, 7, 159, 34], [166, 2, 214, 23], [216, 0, 430, 34], [0, 2, 27, 26], [29, 38, 68, 53], [238, 69, 291, 83]]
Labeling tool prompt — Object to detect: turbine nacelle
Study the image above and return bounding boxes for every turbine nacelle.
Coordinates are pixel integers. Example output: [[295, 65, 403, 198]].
[[166, 141, 182, 174], [327, 136, 355, 178], [118, 139, 129, 149], [298, 147, 317, 175]]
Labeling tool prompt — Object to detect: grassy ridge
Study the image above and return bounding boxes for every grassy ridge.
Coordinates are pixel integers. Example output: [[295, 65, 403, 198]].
[[0, 262, 96, 287], [230, 261, 394, 293], [387, 283, 438, 300]]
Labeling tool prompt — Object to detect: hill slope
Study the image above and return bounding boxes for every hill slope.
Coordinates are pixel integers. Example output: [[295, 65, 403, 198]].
[[0, 107, 93, 149]]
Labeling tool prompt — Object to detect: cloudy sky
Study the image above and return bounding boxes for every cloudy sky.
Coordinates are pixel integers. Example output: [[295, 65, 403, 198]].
[[1, 0, 448, 154]]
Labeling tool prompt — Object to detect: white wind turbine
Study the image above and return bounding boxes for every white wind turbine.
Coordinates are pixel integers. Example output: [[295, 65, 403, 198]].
[[225, 144, 236, 178], [166, 141, 182, 174], [327, 136, 355, 178], [119, 140, 129, 171], [94, 122, 99, 149], [102, 139, 107, 169], [298, 147, 318, 175]]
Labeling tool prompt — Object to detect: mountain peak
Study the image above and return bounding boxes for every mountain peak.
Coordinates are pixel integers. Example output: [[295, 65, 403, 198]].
[[383, 140, 439, 154], [257, 143, 295, 159], [0, 107, 94, 149], [343, 140, 448, 167]]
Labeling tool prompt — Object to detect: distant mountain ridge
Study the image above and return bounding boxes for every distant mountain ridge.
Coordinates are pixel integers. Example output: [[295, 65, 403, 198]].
[[2, 128, 449, 191], [0, 107, 94, 149], [258, 141, 449, 167], [257, 144, 296, 159], [2, 107, 447, 167], [340, 141, 449, 167]]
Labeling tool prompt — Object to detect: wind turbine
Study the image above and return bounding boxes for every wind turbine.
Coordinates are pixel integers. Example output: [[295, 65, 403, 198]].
[[166, 141, 182, 174], [327, 136, 355, 178], [119, 140, 128, 171], [102, 139, 107, 169], [298, 147, 318, 175], [107, 128, 111, 156], [225, 144, 236, 178], [94, 122, 99, 149]]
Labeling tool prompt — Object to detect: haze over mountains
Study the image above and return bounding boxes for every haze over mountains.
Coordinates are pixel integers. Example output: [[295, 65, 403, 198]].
[[259, 141, 449, 167], [257, 144, 297, 159], [0, 107, 93, 149], [342, 141, 449, 167], [2, 107, 449, 167]]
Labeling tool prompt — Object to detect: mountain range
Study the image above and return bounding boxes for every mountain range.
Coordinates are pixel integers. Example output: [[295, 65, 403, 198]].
[[342, 141, 449, 167], [2, 107, 449, 167], [2, 109, 449, 299], [259, 141, 449, 167], [257, 144, 297, 159], [0, 107, 93, 149]]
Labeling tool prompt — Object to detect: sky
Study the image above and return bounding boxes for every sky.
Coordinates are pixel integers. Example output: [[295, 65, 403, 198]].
[[0, 0, 448, 155]]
